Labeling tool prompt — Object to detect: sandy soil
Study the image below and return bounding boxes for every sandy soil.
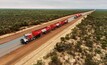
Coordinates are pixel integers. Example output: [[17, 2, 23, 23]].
[[0, 11, 93, 65], [0, 11, 93, 44], [0, 15, 72, 44], [15, 14, 87, 65], [0, 14, 84, 65], [15, 11, 94, 65]]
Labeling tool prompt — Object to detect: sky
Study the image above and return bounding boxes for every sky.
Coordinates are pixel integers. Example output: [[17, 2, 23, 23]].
[[0, 0, 107, 9]]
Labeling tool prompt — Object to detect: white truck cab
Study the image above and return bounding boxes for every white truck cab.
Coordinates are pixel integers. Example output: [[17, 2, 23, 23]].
[[20, 38, 28, 44]]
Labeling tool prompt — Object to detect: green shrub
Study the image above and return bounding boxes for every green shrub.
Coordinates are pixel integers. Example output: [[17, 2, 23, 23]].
[[34, 60, 44, 65]]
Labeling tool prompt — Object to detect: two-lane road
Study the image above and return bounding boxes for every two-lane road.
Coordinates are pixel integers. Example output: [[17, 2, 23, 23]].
[[0, 11, 94, 65], [0, 15, 73, 57]]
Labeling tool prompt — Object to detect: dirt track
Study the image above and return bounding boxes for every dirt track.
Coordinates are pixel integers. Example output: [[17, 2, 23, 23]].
[[0, 15, 84, 65], [0, 15, 72, 44], [0, 11, 94, 65], [15, 15, 87, 65]]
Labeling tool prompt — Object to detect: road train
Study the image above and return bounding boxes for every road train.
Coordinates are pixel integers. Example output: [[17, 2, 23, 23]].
[[20, 13, 82, 44]]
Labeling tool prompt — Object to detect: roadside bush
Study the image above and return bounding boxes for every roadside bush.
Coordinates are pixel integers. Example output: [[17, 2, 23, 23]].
[[34, 60, 44, 65], [55, 42, 72, 52], [49, 55, 62, 65], [84, 54, 98, 65], [65, 34, 70, 40], [60, 37, 66, 42]]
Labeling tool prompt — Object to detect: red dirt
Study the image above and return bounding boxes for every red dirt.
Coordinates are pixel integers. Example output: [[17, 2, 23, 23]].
[[0, 15, 71, 44], [0, 16, 83, 65]]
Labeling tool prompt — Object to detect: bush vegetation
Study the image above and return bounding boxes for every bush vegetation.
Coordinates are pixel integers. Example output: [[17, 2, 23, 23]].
[[34, 10, 107, 65], [0, 9, 88, 35]]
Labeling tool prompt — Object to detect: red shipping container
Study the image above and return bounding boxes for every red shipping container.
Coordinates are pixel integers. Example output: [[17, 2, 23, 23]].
[[60, 21, 65, 25], [32, 29, 42, 37], [50, 24, 56, 30], [46, 26, 51, 31]]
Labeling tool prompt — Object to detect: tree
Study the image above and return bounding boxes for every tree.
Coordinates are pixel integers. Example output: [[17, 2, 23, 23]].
[[34, 60, 44, 65], [49, 55, 62, 65]]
